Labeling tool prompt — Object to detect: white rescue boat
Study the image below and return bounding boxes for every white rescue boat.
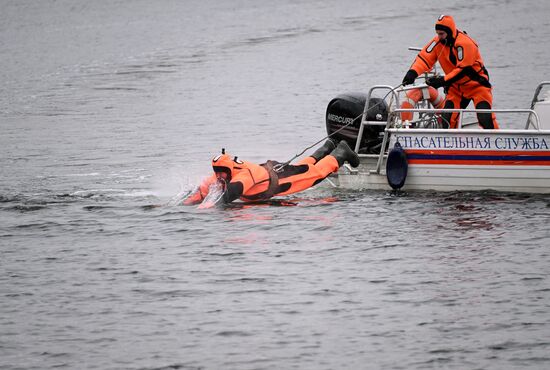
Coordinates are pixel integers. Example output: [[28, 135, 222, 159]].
[[324, 81, 550, 193]]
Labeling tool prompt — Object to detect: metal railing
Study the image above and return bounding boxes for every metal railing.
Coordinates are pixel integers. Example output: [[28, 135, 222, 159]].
[[355, 84, 439, 153], [371, 107, 539, 174], [354, 85, 399, 153], [529, 81, 550, 129], [393, 108, 540, 130], [355, 83, 546, 174]]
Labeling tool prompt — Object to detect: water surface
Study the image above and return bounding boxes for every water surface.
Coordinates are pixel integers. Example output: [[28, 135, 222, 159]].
[[1, 1, 550, 369]]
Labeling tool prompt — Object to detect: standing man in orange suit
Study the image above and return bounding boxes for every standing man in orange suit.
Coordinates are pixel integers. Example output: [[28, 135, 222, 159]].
[[402, 15, 499, 129]]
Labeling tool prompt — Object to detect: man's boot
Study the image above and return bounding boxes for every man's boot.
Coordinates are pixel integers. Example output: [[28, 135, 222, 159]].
[[330, 140, 360, 167], [310, 138, 337, 162]]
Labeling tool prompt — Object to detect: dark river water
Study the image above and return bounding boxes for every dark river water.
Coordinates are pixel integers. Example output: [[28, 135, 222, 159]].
[[1, 1, 550, 369]]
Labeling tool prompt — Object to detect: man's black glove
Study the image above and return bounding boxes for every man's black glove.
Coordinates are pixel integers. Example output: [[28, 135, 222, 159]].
[[402, 69, 418, 86], [426, 76, 446, 89]]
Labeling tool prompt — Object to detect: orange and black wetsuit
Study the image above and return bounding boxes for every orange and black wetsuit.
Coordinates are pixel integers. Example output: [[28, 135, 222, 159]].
[[183, 140, 359, 206], [404, 15, 499, 129], [183, 153, 339, 205]]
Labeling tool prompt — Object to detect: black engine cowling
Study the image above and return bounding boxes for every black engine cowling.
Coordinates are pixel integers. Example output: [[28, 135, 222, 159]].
[[325, 93, 388, 154]]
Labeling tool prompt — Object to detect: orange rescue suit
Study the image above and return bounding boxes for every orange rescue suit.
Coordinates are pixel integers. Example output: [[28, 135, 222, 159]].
[[183, 154, 339, 205], [408, 15, 498, 129]]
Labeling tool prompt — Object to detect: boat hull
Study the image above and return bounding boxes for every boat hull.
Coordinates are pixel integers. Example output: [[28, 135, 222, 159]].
[[333, 129, 550, 193]]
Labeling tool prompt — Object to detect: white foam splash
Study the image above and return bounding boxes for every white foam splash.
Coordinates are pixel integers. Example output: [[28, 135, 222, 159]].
[[149, 163, 210, 204], [197, 181, 225, 209]]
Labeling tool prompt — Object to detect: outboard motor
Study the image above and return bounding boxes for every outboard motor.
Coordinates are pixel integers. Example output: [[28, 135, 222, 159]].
[[325, 93, 388, 154]]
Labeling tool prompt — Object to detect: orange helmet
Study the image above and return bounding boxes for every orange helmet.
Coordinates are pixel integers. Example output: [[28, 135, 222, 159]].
[[212, 149, 241, 181], [435, 14, 457, 41]]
